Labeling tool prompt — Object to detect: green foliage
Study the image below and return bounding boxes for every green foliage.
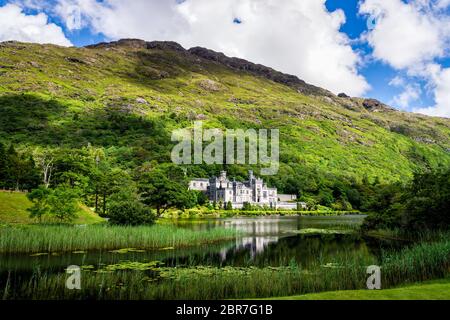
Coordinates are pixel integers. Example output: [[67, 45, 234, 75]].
[[107, 189, 155, 226], [225, 201, 233, 210], [26, 187, 51, 222], [196, 191, 209, 206], [401, 168, 450, 229], [0, 142, 7, 188], [0, 144, 40, 191], [362, 168, 450, 231], [0, 191, 103, 225], [139, 164, 197, 216], [47, 186, 80, 221], [27, 185, 80, 222]]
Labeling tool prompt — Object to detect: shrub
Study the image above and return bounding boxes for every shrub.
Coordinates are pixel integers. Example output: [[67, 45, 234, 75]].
[[27, 185, 80, 222], [107, 190, 155, 226]]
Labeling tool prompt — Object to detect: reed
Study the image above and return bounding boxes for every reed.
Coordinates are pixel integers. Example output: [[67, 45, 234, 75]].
[[0, 224, 239, 254]]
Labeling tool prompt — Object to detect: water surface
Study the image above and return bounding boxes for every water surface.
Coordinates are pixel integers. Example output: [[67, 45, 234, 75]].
[[0, 215, 401, 272]]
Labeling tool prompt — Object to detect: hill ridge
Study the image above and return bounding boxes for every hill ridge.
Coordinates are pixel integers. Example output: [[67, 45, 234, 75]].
[[86, 38, 335, 98]]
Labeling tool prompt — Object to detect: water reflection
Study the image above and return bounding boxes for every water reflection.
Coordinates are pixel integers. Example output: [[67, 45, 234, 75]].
[[173, 215, 367, 262], [0, 215, 403, 273]]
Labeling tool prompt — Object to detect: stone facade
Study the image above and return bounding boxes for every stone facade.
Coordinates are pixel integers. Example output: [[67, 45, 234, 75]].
[[189, 170, 298, 209]]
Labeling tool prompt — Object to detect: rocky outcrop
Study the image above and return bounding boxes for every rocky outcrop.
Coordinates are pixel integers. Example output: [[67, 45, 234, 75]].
[[362, 99, 395, 112], [198, 79, 224, 92], [187, 46, 333, 97], [86, 39, 148, 49], [147, 41, 186, 52]]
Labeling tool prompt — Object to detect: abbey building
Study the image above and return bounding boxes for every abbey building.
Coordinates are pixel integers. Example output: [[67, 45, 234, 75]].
[[189, 170, 299, 210]]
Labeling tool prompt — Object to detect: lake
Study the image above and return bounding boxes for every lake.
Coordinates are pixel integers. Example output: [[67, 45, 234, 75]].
[[0, 215, 402, 273]]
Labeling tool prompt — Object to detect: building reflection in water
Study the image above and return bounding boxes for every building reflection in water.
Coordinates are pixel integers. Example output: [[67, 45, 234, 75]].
[[219, 219, 281, 261]]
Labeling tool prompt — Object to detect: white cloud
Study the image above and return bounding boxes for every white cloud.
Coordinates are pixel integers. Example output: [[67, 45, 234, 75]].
[[39, 0, 370, 96], [388, 76, 405, 87], [0, 3, 71, 46], [413, 67, 450, 117], [360, 0, 446, 69], [360, 0, 450, 117], [389, 77, 422, 110]]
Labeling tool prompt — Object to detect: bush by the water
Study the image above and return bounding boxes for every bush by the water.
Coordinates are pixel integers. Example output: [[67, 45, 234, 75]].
[[362, 168, 450, 231], [107, 190, 155, 226]]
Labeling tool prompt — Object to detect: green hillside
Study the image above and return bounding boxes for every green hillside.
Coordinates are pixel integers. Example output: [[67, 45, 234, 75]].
[[0, 191, 104, 225], [0, 39, 449, 201]]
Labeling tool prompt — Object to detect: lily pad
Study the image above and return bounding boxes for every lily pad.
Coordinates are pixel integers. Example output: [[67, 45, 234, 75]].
[[30, 253, 49, 257], [109, 248, 146, 254], [292, 228, 353, 235]]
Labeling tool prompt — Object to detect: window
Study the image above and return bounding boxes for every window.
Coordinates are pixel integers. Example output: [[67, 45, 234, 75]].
[[193, 183, 197, 187]]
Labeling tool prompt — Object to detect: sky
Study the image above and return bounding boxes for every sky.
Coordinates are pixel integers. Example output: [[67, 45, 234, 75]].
[[0, 0, 449, 118]]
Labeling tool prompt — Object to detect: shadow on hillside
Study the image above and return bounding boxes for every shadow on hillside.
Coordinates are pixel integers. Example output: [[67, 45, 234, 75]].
[[120, 50, 200, 93], [0, 94, 173, 161], [0, 94, 67, 144]]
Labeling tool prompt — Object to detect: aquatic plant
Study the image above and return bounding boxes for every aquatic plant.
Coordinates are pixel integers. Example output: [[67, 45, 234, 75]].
[[0, 225, 239, 254]]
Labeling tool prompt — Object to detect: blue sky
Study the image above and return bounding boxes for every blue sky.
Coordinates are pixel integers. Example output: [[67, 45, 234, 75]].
[[326, 0, 438, 110], [0, 0, 449, 117]]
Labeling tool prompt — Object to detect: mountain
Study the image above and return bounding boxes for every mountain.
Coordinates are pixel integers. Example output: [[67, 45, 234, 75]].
[[0, 39, 449, 195]]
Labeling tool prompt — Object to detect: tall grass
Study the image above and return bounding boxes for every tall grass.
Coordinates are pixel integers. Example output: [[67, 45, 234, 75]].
[[382, 237, 450, 286], [0, 225, 239, 253]]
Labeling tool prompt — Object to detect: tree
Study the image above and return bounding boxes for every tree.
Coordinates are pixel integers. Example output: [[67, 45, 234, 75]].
[[6, 144, 22, 190], [139, 164, 196, 217], [225, 201, 233, 210], [27, 187, 52, 222], [4, 145, 39, 191], [107, 189, 155, 226], [33, 149, 54, 188], [0, 142, 6, 188], [27, 185, 80, 222], [47, 186, 80, 222], [401, 169, 450, 230], [362, 168, 450, 231], [196, 191, 209, 206]]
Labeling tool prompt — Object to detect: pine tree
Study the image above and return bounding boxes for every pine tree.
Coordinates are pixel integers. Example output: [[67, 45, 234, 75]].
[[0, 142, 6, 188]]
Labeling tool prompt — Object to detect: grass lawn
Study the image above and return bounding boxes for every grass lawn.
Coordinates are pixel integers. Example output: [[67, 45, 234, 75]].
[[0, 191, 104, 225], [269, 278, 450, 300]]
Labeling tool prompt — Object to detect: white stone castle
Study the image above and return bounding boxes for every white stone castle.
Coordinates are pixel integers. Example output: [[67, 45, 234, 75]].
[[189, 170, 299, 210]]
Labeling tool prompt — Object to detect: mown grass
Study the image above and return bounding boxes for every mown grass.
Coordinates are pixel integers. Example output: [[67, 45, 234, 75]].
[[2, 236, 448, 300], [269, 278, 450, 300], [0, 224, 240, 254], [0, 191, 104, 225]]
